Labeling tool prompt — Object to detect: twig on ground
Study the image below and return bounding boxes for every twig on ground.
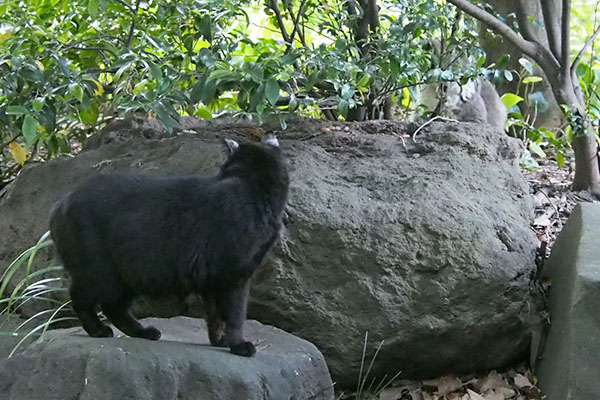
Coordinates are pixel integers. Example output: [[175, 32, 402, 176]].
[[412, 116, 459, 142]]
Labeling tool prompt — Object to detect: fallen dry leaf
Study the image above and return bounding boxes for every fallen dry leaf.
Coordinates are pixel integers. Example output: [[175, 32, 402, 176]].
[[513, 373, 533, 389], [466, 389, 486, 400], [379, 387, 405, 400], [423, 376, 463, 396], [480, 391, 505, 400], [533, 214, 552, 226], [472, 371, 516, 399]]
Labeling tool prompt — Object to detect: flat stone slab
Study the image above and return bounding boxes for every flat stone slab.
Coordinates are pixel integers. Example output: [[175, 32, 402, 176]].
[[0, 317, 334, 400], [536, 203, 600, 400]]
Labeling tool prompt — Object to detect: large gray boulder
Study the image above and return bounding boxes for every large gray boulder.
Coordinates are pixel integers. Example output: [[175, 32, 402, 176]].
[[536, 204, 600, 400], [0, 317, 334, 400], [0, 117, 542, 388]]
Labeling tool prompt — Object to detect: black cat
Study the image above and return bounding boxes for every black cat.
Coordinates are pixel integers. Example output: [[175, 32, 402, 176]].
[[49, 133, 289, 357]]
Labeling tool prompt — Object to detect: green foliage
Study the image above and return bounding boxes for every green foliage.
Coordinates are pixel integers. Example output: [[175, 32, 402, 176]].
[[0, 0, 485, 180], [0, 0, 247, 178], [503, 58, 571, 169], [576, 62, 600, 123], [0, 231, 75, 356]]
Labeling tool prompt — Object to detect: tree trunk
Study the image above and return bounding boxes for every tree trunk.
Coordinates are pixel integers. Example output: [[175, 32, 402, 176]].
[[448, 0, 600, 194], [478, 0, 562, 130], [553, 77, 600, 193], [572, 133, 600, 192]]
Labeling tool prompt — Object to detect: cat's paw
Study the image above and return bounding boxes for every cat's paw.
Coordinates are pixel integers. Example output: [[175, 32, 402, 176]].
[[140, 326, 161, 340], [230, 341, 256, 357], [89, 325, 114, 338]]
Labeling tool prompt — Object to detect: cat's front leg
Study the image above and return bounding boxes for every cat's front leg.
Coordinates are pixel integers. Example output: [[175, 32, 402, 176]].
[[214, 280, 256, 357]]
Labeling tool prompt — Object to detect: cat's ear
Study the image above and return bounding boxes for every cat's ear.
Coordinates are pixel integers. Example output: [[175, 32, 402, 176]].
[[261, 132, 279, 147], [223, 138, 239, 154]]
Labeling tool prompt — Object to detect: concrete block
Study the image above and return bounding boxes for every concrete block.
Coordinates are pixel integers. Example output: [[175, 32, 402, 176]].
[[536, 203, 600, 400]]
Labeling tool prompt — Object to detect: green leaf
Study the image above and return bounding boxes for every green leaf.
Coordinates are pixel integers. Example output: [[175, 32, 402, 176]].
[[208, 69, 234, 80], [518, 58, 533, 74], [357, 73, 371, 88], [69, 84, 84, 102], [80, 104, 99, 125], [529, 141, 546, 158], [288, 94, 298, 112], [340, 84, 353, 100], [556, 152, 565, 168], [197, 48, 214, 68], [522, 76, 542, 84], [22, 115, 39, 144], [476, 55, 486, 69], [497, 54, 511, 69], [503, 70, 513, 82], [250, 64, 264, 82], [195, 106, 212, 119], [151, 103, 174, 133], [338, 99, 349, 117], [146, 61, 163, 82], [6, 106, 28, 115], [528, 91, 550, 113], [265, 78, 280, 106], [201, 79, 217, 104], [190, 79, 205, 104], [500, 93, 524, 109], [32, 98, 45, 113], [88, 0, 99, 17], [57, 57, 71, 78]]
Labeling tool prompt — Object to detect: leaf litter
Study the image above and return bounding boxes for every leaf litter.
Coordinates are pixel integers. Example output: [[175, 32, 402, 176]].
[[523, 158, 597, 260], [373, 366, 544, 400]]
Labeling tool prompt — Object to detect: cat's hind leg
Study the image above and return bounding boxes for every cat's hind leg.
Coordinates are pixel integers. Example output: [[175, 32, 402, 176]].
[[70, 284, 113, 338], [101, 298, 161, 340], [203, 293, 226, 347]]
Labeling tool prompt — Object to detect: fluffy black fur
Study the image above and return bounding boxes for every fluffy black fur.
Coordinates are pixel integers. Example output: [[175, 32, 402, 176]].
[[49, 134, 288, 357]]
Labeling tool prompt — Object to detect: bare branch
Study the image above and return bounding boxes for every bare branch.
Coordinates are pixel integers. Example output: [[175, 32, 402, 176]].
[[67, 46, 118, 59], [515, 0, 537, 42], [561, 0, 572, 75], [446, 0, 561, 78], [126, 0, 142, 49], [0, 132, 20, 149], [267, 0, 291, 43], [541, 0, 562, 59], [367, 0, 379, 32], [572, 25, 600, 72], [287, 0, 309, 52]]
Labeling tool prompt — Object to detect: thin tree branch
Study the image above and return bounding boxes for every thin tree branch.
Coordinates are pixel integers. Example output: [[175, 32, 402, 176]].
[[267, 0, 291, 43], [126, 0, 142, 49], [0, 132, 21, 149], [67, 46, 118, 59], [446, 0, 561, 78], [541, 0, 562, 60], [515, 0, 537, 42], [572, 23, 600, 72], [560, 0, 572, 75], [287, 0, 309, 52], [367, 0, 379, 32]]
